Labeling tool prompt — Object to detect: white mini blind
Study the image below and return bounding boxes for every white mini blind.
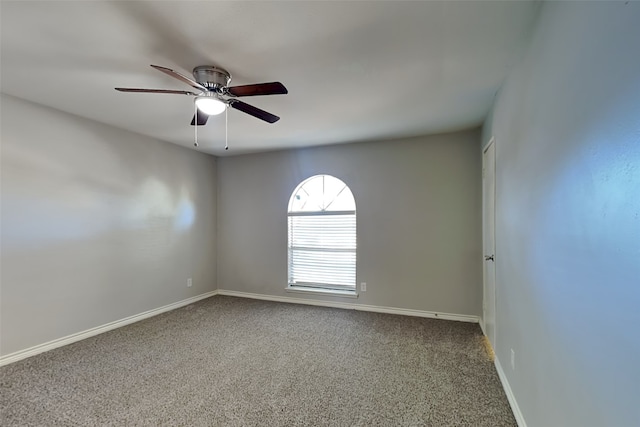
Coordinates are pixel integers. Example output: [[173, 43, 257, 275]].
[[288, 213, 356, 289], [287, 175, 356, 291]]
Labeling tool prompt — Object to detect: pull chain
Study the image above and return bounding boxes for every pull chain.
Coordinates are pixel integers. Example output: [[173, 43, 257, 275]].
[[225, 105, 229, 151], [193, 102, 199, 147]]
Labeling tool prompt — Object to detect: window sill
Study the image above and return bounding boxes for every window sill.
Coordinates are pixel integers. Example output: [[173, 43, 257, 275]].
[[285, 285, 358, 298]]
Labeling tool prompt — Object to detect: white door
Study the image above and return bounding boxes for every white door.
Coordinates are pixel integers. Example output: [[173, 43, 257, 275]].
[[482, 138, 497, 348]]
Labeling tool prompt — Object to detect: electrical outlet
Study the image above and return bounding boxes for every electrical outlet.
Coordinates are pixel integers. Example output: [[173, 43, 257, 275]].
[[511, 349, 515, 370], [187, 278, 192, 288], [361, 282, 367, 292]]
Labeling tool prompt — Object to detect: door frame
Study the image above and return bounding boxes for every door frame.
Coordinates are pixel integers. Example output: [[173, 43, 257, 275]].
[[482, 137, 497, 348]]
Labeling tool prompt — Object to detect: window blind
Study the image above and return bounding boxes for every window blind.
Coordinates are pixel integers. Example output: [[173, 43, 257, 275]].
[[288, 212, 356, 289]]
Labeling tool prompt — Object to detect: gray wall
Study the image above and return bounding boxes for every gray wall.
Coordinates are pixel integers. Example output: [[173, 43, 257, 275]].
[[483, 2, 640, 426], [217, 130, 482, 315], [1, 94, 218, 356]]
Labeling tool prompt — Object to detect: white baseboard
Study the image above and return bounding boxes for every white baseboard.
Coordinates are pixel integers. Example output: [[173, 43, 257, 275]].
[[1, 289, 479, 367], [0, 290, 218, 367], [495, 356, 527, 427], [479, 317, 487, 336], [217, 289, 479, 323]]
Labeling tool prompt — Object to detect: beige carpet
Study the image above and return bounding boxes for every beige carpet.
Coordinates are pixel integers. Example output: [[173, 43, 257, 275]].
[[0, 295, 515, 426]]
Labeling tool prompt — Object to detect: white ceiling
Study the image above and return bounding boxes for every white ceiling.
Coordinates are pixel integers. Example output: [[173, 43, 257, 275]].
[[1, 1, 538, 156]]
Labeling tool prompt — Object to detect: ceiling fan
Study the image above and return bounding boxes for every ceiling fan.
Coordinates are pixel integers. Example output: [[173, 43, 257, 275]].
[[115, 65, 288, 126]]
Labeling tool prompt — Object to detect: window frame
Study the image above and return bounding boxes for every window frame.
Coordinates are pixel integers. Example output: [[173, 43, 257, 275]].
[[287, 175, 357, 295]]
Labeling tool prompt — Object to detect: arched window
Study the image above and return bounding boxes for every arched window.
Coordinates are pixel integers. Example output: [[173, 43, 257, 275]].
[[288, 175, 356, 292]]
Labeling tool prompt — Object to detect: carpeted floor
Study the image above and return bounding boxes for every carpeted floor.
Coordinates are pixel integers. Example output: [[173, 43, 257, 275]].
[[0, 296, 515, 426]]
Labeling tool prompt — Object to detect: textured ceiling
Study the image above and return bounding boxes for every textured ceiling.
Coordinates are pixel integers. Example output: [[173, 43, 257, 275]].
[[1, 1, 538, 156]]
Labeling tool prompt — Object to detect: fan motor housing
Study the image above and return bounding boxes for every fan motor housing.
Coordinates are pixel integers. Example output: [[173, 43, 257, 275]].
[[192, 66, 231, 90]]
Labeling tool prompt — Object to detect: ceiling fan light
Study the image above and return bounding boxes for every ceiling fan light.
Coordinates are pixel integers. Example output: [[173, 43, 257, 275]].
[[195, 96, 226, 115]]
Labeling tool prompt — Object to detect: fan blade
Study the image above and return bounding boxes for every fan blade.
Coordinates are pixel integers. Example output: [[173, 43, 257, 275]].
[[150, 65, 208, 92], [115, 88, 197, 96], [190, 110, 209, 126], [229, 100, 280, 123], [227, 82, 288, 97]]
